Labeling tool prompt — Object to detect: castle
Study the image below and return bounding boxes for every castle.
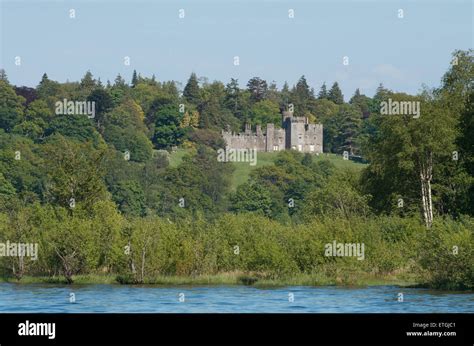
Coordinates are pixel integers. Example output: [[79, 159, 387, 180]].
[[222, 111, 323, 153]]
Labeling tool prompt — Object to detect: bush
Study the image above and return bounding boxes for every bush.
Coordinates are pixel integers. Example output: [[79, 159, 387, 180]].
[[417, 217, 474, 290]]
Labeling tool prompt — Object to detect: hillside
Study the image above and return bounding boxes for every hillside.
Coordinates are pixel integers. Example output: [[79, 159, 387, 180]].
[[169, 149, 367, 190]]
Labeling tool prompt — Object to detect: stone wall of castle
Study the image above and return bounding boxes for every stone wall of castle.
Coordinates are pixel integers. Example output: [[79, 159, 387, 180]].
[[221, 113, 323, 153]]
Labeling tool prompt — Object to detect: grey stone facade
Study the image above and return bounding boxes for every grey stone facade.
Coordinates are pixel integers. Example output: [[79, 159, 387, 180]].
[[222, 111, 323, 153]]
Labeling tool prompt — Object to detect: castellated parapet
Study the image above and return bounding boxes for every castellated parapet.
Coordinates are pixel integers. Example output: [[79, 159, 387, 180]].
[[222, 111, 323, 153]]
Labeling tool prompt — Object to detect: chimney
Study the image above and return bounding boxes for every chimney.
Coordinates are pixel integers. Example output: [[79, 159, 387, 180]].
[[245, 123, 251, 134]]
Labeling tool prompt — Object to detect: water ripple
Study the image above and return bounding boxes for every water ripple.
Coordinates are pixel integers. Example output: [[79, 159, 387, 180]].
[[0, 284, 473, 313]]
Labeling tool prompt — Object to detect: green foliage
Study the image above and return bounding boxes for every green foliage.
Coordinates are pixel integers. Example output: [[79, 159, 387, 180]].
[[301, 170, 371, 220], [40, 135, 108, 208], [318, 83, 328, 99], [199, 81, 240, 130], [361, 92, 460, 218], [416, 217, 474, 290], [152, 104, 185, 149], [247, 77, 268, 103], [0, 80, 25, 132], [87, 87, 113, 123], [291, 75, 314, 117], [328, 82, 344, 105], [183, 73, 201, 105], [230, 182, 273, 216], [104, 125, 153, 162], [250, 100, 281, 127], [46, 114, 101, 143], [112, 180, 146, 216]]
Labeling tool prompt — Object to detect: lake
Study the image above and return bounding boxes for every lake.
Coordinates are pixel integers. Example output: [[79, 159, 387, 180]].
[[0, 284, 473, 313]]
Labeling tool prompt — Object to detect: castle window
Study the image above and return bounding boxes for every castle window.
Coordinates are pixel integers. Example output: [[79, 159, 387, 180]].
[[310, 145, 315, 152], [273, 145, 279, 151], [298, 145, 302, 151]]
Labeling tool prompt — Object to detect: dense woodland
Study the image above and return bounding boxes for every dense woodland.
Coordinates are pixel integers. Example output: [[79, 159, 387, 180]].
[[0, 50, 472, 289]]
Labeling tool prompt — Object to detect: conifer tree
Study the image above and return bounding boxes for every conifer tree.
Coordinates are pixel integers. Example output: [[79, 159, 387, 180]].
[[131, 70, 138, 87], [328, 82, 344, 104], [183, 72, 200, 105], [318, 82, 328, 99]]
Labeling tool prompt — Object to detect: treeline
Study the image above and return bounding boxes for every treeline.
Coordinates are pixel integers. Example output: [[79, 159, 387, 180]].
[[0, 50, 472, 288], [1, 205, 473, 290]]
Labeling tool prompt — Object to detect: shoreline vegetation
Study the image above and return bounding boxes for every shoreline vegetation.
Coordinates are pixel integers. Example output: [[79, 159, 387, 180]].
[[0, 272, 420, 289], [1, 212, 473, 291]]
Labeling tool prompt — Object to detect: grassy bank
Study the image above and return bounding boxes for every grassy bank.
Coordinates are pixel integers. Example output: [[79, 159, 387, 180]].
[[0, 272, 418, 288]]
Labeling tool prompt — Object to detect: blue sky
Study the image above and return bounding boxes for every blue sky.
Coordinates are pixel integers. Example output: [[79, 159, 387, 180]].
[[1, 0, 472, 98]]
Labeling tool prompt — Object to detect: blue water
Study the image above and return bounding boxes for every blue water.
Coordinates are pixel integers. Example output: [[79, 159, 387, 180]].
[[0, 284, 473, 313]]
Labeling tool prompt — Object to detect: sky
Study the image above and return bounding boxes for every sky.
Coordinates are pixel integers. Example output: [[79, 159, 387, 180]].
[[1, 0, 472, 98]]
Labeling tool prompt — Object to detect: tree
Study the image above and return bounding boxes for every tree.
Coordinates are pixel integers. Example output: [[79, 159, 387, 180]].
[[183, 73, 200, 105], [0, 132, 44, 200], [106, 98, 146, 130], [157, 146, 233, 218], [295, 76, 312, 100], [250, 100, 281, 127], [0, 173, 16, 197], [0, 204, 40, 279], [301, 171, 371, 220], [131, 70, 138, 88], [199, 82, 239, 130], [438, 50, 474, 216], [36, 73, 60, 99], [112, 180, 146, 216], [43, 212, 88, 284], [292, 75, 314, 116], [80, 71, 96, 96], [110, 74, 130, 106], [46, 114, 100, 143], [40, 135, 108, 209], [370, 83, 392, 113], [152, 104, 185, 149], [266, 81, 281, 104], [349, 88, 371, 118], [0, 69, 8, 82], [362, 93, 457, 228], [328, 82, 344, 104], [12, 99, 52, 140], [458, 91, 474, 214], [280, 81, 291, 111], [87, 88, 114, 129], [337, 104, 362, 155], [104, 125, 153, 162], [224, 78, 249, 121], [247, 77, 268, 103], [180, 110, 200, 128], [0, 80, 25, 132], [14, 86, 37, 105], [318, 83, 328, 99], [129, 217, 161, 283], [230, 182, 273, 217]]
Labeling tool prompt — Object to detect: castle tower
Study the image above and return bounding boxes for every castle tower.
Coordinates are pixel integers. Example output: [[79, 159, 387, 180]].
[[282, 110, 293, 126]]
